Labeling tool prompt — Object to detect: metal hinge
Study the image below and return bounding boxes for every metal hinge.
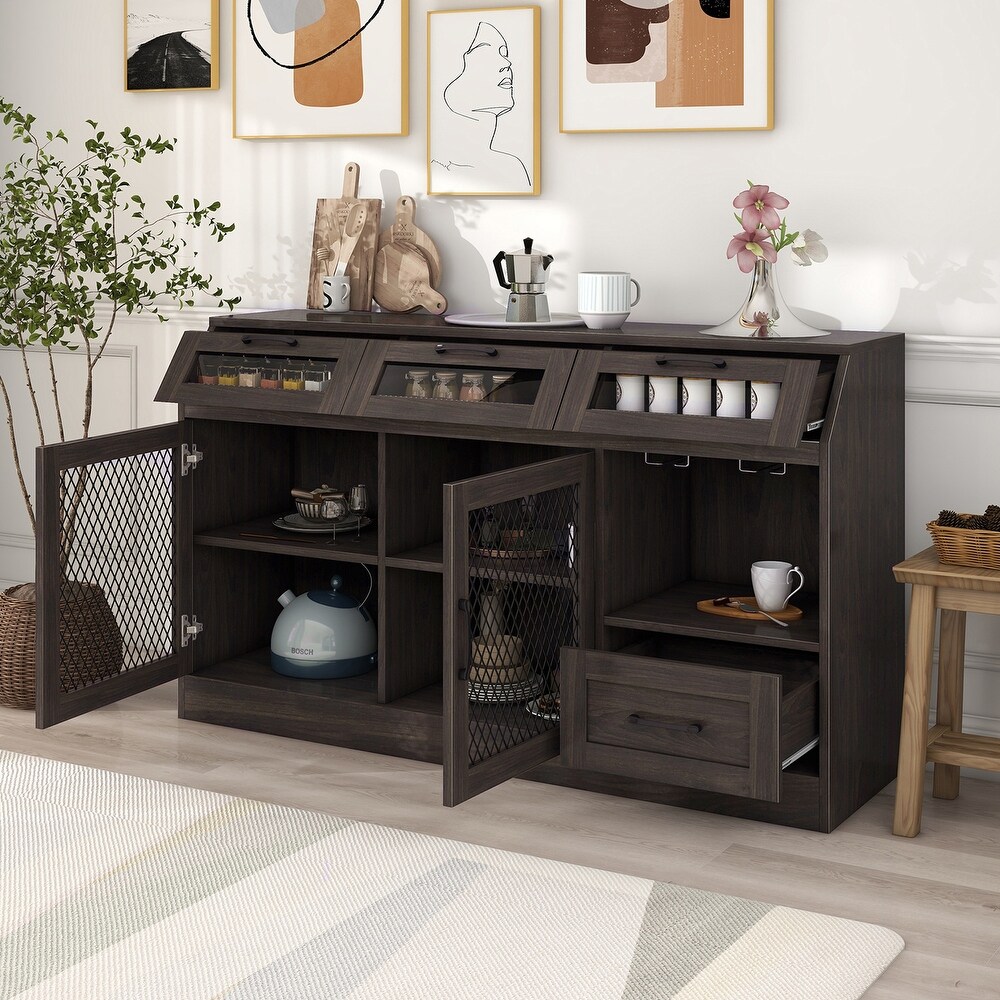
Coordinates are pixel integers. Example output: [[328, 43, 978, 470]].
[[181, 443, 203, 476], [180, 614, 203, 647]]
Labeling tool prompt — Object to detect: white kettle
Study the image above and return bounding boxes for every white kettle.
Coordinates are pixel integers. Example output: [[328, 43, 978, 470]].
[[270, 574, 377, 679]]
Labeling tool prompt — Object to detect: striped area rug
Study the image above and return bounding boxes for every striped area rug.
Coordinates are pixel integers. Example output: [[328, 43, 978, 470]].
[[0, 751, 902, 999]]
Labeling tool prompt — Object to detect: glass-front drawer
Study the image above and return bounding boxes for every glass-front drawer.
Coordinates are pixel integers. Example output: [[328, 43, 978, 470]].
[[555, 350, 835, 449], [344, 341, 577, 430], [155, 331, 367, 415]]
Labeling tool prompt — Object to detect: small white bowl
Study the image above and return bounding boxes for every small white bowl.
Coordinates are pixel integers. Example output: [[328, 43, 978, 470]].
[[580, 311, 630, 330]]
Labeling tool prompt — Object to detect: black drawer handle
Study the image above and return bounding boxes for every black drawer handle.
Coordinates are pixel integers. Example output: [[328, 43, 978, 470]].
[[435, 343, 500, 358], [241, 335, 299, 347], [655, 357, 727, 370], [627, 714, 703, 735]]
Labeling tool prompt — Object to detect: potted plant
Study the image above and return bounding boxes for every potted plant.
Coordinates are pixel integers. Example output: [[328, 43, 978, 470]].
[[0, 99, 240, 708]]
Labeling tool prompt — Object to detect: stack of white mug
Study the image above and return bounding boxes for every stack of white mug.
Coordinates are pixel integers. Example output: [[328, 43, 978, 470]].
[[615, 375, 780, 418], [578, 272, 641, 330]]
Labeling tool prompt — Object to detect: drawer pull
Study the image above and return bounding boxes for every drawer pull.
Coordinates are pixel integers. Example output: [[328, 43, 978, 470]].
[[241, 335, 299, 347], [655, 357, 727, 370], [435, 343, 500, 358], [626, 714, 703, 735]]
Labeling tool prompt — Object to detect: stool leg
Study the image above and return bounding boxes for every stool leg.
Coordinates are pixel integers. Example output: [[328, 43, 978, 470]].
[[893, 584, 936, 837], [932, 608, 966, 800]]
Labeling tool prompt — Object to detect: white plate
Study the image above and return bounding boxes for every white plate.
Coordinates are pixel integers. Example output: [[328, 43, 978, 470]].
[[468, 675, 545, 704], [525, 696, 560, 721], [444, 313, 586, 328], [273, 514, 372, 534]]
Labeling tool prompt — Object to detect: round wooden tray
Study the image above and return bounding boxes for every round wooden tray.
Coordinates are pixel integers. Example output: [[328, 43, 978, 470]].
[[697, 596, 803, 622]]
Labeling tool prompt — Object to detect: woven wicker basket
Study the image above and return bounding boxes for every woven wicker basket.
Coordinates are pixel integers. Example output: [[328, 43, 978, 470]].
[[0, 582, 124, 710], [926, 518, 1000, 571]]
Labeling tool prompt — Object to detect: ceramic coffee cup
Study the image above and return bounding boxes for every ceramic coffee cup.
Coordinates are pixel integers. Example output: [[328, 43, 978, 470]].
[[322, 275, 351, 313], [615, 374, 645, 412], [750, 380, 780, 420], [715, 379, 748, 418], [647, 375, 678, 414], [680, 377, 712, 416], [751, 561, 805, 611], [579, 272, 641, 330]]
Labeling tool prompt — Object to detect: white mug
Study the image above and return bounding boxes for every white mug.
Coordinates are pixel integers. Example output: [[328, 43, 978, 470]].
[[578, 272, 641, 313], [647, 375, 678, 414], [680, 377, 712, 416], [715, 379, 747, 418], [322, 275, 351, 312], [751, 561, 804, 611], [615, 374, 645, 412], [750, 380, 780, 420]]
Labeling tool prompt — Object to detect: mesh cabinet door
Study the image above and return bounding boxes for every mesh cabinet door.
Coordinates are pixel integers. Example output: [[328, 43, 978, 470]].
[[443, 454, 593, 806], [35, 424, 191, 728]]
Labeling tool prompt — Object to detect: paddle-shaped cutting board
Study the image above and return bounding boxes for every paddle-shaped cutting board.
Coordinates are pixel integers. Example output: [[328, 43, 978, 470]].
[[374, 241, 447, 315], [306, 162, 382, 311], [376, 196, 443, 289]]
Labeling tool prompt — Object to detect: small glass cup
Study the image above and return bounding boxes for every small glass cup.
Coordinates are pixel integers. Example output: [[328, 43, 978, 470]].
[[217, 365, 239, 387]]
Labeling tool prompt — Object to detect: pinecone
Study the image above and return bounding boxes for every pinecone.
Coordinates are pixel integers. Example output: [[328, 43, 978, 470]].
[[984, 506, 1000, 532], [961, 514, 989, 530], [937, 509, 963, 527], [986, 504, 1000, 519]]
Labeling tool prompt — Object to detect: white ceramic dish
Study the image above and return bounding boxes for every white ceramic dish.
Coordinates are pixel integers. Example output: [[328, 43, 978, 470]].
[[444, 313, 586, 328], [580, 311, 630, 330], [273, 514, 372, 534]]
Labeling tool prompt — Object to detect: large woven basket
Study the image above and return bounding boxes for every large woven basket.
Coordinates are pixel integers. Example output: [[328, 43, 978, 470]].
[[926, 518, 1000, 572], [0, 582, 124, 710]]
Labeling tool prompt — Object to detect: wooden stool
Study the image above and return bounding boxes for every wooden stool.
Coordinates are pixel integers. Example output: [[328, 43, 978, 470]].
[[892, 547, 1000, 836]]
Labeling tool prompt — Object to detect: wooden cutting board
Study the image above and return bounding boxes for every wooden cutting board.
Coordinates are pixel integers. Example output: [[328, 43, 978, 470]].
[[696, 596, 804, 622], [377, 196, 443, 289], [306, 162, 382, 311], [374, 242, 447, 315]]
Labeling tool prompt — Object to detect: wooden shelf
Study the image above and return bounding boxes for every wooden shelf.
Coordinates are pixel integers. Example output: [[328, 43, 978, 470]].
[[195, 516, 379, 565], [469, 553, 576, 589], [605, 580, 821, 652], [386, 542, 445, 573]]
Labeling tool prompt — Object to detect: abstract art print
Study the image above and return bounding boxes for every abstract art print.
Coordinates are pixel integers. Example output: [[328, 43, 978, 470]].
[[427, 7, 540, 197], [125, 0, 219, 91], [234, 0, 408, 138], [560, 0, 772, 132]]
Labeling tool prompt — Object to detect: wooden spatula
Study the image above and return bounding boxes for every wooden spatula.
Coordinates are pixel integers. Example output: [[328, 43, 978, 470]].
[[333, 202, 367, 278], [373, 241, 447, 314]]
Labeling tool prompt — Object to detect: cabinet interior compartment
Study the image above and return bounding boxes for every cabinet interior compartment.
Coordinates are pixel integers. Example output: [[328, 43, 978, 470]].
[[380, 568, 444, 705], [598, 450, 820, 650]]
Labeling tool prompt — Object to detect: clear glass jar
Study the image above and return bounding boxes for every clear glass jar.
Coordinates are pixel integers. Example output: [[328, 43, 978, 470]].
[[488, 372, 514, 401], [404, 370, 431, 398], [238, 365, 261, 388], [304, 368, 327, 391], [197, 358, 219, 385], [283, 369, 305, 391], [460, 373, 486, 402], [260, 366, 281, 390], [217, 365, 239, 387], [432, 372, 458, 400]]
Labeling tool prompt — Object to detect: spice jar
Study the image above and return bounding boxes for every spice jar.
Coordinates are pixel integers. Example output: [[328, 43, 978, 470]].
[[260, 366, 281, 390], [304, 368, 327, 392], [283, 368, 305, 391], [238, 365, 261, 388], [217, 365, 239, 387], [460, 373, 486, 402], [432, 372, 458, 400], [488, 372, 514, 402], [197, 359, 219, 385], [404, 370, 431, 398]]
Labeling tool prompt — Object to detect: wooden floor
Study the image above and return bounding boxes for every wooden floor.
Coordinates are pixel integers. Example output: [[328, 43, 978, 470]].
[[2, 683, 999, 998]]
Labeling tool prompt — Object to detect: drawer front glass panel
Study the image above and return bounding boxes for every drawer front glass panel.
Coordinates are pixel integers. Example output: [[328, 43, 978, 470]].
[[374, 363, 544, 406], [192, 354, 337, 393]]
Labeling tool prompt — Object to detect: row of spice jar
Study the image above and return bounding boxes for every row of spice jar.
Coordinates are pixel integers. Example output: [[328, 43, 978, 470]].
[[403, 370, 515, 402], [196, 357, 335, 392]]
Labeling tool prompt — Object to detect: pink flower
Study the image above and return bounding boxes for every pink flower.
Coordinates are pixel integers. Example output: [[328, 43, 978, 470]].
[[734, 184, 790, 231], [727, 228, 777, 273]]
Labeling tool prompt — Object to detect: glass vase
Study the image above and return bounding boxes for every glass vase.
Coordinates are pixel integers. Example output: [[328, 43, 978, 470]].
[[701, 258, 830, 339]]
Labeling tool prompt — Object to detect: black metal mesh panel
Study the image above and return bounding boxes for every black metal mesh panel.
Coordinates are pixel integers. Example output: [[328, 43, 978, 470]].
[[57, 449, 174, 692], [466, 484, 579, 767]]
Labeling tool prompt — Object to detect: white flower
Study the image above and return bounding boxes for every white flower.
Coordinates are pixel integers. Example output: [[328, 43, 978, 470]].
[[790, 229, 828, 266]]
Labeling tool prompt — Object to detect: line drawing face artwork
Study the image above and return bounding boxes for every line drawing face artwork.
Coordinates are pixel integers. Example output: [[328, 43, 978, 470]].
[[428, 8, 540, 197], [233, 0, 407, 137]]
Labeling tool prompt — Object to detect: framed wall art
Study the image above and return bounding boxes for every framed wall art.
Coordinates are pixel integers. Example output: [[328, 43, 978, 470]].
[[234, 0, 408, 139], [427, 6, 540, 197], [560, 0, 773, 133], [125, 0, 219, 91]]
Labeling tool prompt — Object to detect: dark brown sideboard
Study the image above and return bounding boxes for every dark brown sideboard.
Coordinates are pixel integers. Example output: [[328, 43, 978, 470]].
[[34, 312, 905, 832]]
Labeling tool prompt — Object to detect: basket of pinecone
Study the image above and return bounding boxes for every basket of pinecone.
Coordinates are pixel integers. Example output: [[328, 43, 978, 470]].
[[927, 505, 1000, 570]]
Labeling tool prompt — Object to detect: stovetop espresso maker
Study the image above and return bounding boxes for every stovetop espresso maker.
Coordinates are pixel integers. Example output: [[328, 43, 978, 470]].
[[493, 237, 554, 323]]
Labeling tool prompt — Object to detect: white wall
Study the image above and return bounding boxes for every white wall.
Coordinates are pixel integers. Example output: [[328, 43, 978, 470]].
[[1, 1, 999, 740]]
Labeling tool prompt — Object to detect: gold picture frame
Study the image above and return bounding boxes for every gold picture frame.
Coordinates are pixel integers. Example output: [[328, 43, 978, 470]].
[[560, 0, 773, 134], [124, 0, 220, 92], [427, 6, 541, 197], [233, 0, 409, 139]]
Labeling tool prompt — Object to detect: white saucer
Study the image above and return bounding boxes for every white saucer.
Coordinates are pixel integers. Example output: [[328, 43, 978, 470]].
[[444, 313, 586, 328]]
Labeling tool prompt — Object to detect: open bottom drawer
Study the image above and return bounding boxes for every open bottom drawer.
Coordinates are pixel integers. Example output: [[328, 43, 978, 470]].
[[560, 638, 818, 802]]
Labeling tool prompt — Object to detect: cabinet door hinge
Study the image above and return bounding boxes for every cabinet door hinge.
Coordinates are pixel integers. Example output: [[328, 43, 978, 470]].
[[181, 443, 203, 476], [180, 614, 204, 646]]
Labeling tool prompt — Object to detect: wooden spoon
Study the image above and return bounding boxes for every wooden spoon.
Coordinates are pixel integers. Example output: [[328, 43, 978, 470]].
[[334, 202, 367, 277]]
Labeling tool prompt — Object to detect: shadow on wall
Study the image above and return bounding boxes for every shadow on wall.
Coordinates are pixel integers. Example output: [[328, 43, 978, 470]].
[[379, 169, 500, 313], [886, 251, 997, 334], [228, 235, 301, 308]]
